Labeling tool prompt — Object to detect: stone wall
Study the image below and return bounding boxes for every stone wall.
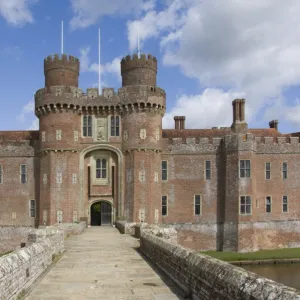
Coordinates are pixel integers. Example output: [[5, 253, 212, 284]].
[[116, 221, 136, 235], [140, 232, 300, 300], [0, 227, 35, 253], [0, 227, 64, 300]]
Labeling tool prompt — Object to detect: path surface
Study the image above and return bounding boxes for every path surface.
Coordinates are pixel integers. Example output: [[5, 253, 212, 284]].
[[26, 227, 185, 300]]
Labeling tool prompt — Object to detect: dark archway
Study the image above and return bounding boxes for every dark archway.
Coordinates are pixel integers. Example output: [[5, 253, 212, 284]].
[[90, 201, 112, 226]]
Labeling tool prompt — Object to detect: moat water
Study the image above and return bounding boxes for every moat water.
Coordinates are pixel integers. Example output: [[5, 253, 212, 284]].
[[242, 263, 300, 291]]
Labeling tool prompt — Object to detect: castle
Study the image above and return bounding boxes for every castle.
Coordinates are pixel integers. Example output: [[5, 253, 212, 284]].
[[1, 52, 300, 252]]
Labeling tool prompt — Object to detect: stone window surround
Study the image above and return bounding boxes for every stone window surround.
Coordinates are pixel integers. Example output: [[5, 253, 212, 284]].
[[72, 174, 77, 184], [139, 170, 146, 182], [205, 160, 211, 180], [43, 174, 47, 184], [194, 194, 202, 216], [161, 160, 168, 181], [29, 200, 36, 218], [74, 130, 79, 142], [42, 131, 46, 142], [239, 159, 251, 178], [265, 162, 271, 180], [20, 164, 27, 184], [282, 162, 288, 179], [56, 130, 62, 140], [282, 195, 288, 213], [82, 115, 93, 138], [162, 195, 168, 216], [91, 152, 110, 185], [265, 196, 272, 213], [56, 173, 62, 184], [240, 195, 252, 215]]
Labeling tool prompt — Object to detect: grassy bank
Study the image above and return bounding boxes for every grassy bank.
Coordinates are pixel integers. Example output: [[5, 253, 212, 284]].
[[201, 248, 300, 262]]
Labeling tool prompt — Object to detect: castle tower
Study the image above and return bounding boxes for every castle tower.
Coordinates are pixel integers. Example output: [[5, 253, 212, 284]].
[[35, 54, 82, 225], [119, 54, 166, 224]]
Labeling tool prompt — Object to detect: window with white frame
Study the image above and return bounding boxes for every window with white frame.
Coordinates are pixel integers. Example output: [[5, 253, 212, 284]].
[[266, 196, 272, 213], [161, 161, 167, 181], [265, 162, 271, 180], [162, 196, 168, 216], [194, 195, 201, 215], [96, 159, 107, 179], [282, 162, 288, 179], [283, 195, 288, 212], [56, 130, 61, 140], [83, 116, 92, 137], [30, 200, 36, 217], [20, 164, 27, 184], [205, 161, 211, 180], [111, 116, 120, 136], [240, 160, 251, 178], [0, 165, 2, 184], [240, 196, 251, 214]]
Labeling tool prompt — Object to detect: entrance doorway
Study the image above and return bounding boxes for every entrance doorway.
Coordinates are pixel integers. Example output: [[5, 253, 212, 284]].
[[90, 201, 112, 226]]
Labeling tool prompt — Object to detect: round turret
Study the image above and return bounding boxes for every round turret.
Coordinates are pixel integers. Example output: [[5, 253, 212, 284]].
[[121, 53, 157, 87], [44, 54, 80, 89]]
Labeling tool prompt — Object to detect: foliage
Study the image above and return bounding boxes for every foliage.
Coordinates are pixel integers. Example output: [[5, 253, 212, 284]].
[[201, 248, 300, 262]]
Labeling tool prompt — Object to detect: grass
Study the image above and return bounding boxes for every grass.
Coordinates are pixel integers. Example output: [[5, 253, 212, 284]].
[[201, 248, 300, 262], [0, 250, 12, 257]]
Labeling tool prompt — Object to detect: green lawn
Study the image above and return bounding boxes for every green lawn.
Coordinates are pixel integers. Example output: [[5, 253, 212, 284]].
[[201, 248, 300, 262]]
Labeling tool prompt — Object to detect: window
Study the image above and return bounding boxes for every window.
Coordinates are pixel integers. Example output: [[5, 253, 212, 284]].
[[240, 196, 251, 214], [0, 165, 2, 184], [139, 170, 145, 182], [266, 196, 272, 213], [240, 160, 251, 178], [111, 116, 120, 136], [30, 200, 36, 217], [162, 161, 167, 181], [194, 195, 201, 215], [162, 196, 168, 216], [265, 162, 271, 180], [283, 196, 288, 213], [282, 162, 288, 179], [20, 165, 27, 184], [205, 161, 211, 180], [42, 131, 46, 142], [96, 159, 107, 179], [83, 116, 92, 137]]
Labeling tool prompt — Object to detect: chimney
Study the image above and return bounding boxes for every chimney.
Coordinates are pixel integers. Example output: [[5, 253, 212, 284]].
[[269, 120, 279, 131], [174, 116, 186, 129], [231, 98, 248, 133]]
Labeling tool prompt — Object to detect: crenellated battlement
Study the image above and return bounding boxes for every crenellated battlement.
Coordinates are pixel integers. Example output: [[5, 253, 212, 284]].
[[44, 54, 80, 74], [167, 137, 222, 154], [121, 53, 157, 74]]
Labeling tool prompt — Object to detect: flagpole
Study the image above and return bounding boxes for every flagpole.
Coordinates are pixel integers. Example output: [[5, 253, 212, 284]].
[[98, 28, 101, 92], [61, 21, 64, 54]]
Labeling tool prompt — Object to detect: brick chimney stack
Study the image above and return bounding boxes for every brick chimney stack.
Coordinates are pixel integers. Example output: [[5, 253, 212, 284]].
[[174, 116, 185, 129], [231, 99, 248, 133], [269, 120, 279, 131]]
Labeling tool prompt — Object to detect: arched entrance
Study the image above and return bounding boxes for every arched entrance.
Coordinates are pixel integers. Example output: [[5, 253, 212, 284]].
[[90, 201, 112, 226]]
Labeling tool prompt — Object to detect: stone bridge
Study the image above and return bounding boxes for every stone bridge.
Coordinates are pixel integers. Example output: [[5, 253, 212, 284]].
[[1, 224, 300, 300]]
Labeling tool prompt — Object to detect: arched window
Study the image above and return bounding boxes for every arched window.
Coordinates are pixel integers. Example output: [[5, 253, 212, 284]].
[[96, 158, 107, 179]]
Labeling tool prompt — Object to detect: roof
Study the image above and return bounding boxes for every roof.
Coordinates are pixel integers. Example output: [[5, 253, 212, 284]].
[[0, 131, 39, 141]]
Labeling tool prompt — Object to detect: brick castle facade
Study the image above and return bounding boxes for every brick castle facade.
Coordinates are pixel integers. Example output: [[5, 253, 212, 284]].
[[1, 52, 300, 252]]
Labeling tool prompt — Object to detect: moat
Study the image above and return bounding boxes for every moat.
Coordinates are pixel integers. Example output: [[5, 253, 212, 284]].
[[242, 263, 300, 291]]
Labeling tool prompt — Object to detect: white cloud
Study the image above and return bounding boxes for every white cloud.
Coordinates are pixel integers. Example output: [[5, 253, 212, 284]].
[[0, 0, 38, 26], [69, 0, 155, 30], [163, 88, 245, 129], [17, 100, 34, 122], [127, 0, 300, 129], [1, 46, 23, 60], [28, 118, 39, 130], [79, 46, 122, 82]]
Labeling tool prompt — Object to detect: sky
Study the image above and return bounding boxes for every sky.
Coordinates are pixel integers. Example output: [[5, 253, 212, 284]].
[[1, 0, 300, 133]]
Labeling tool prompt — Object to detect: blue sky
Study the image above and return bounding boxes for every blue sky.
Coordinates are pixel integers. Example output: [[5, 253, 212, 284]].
[[1, 0, 300, 133]]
